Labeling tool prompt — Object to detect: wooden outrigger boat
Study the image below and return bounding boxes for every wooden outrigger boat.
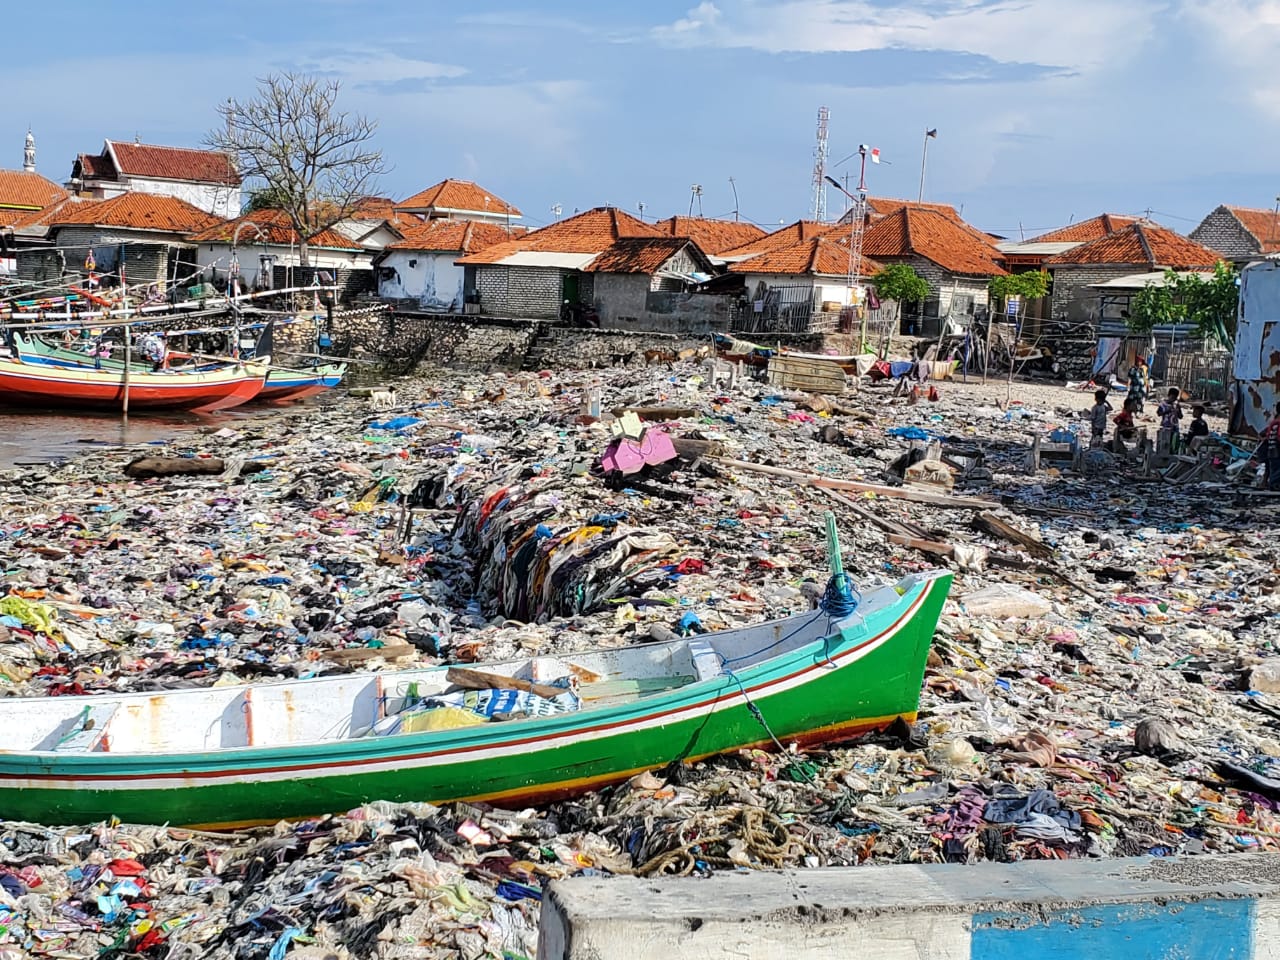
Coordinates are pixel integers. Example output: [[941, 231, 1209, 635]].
[[0, 354, 268, 413], [712, 333, 870, 375], [0, 519, 949, 827], [9, 331, 346, 404]]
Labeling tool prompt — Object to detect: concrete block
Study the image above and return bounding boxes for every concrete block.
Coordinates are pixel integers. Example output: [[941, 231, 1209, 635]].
[[539, 855, 1280, 960]]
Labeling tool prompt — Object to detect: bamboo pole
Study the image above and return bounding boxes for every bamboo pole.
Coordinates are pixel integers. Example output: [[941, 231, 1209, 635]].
[[121, 329, 131, 417]]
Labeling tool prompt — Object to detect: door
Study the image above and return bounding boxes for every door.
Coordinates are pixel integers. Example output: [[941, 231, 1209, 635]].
[[562, 273, 580, 304]]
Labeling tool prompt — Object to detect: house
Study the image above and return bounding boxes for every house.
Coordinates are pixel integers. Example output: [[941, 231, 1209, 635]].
[[394, 179, 522, 226], [376, 219, 513, 310], [0, 164, 68, 276], [717, 220, 839, 265], [651, 216, 765, 256], [457, 206, 661, 319], [998, 213, 1142, 270], [860, 207, 1006, 326], [188, 209, 374, 296], [579, 237, 721, 332], [726, 236, 881, 334], [1044, 222, 1222, 323], [17, 193, 219, 287], [68, 140, 241, 218], [330, 196, 414, 253], [1189, 205, 1280, 263]]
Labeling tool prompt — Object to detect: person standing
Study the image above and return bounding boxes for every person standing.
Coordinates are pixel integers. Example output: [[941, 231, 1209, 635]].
[[1089, 389, 1113, 448], [1157, 387, 1183, 455], [1127, 355, 1150, 414]]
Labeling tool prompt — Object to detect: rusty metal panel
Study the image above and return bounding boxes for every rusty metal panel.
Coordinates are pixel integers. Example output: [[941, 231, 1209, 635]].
[[1231, 261, 1280, 436]]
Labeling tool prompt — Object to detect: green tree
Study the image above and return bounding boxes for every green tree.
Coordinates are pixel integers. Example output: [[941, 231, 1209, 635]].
[[1126, 262, 1237, 346], [872, 263, 930, 332], [988, 271, 1049, 316], [243, 185, 292, 213]]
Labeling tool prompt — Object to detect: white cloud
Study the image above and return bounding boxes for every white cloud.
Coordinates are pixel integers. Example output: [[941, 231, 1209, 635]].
[[654, 0, 1161, 72], [1182, 0, 1280, 117]]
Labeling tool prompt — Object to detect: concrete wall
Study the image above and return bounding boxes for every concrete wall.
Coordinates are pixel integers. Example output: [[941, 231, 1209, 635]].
[[1050, 264, 1139, 323], [1233, 259, 1280, 437], [194, 242, 368, 291], [125, 177, 241, 219], [377, 250, 465, 310], [540, 855, 1280, 960], [476, 265, 566, 319], [1191, 207, 1260, 262], [591, 273, 734, 334]]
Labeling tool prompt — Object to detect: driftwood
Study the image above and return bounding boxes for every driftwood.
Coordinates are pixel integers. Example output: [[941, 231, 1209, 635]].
[[445, 667, 565, 700], [323, 641, 416, 664], [672, 437, 727, 461], [124, 456, 225, 479], [610, 406, 698, 422]]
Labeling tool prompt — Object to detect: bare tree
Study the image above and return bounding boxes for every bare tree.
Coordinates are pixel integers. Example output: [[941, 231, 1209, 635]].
[[207, 73, 387, 266]]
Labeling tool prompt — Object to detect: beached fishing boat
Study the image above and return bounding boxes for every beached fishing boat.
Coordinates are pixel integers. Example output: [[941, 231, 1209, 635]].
[[0, 546, 949, 827], [712, 333, 870, 375], [0, 354, 268, 413], [257, 362, 348, 402]]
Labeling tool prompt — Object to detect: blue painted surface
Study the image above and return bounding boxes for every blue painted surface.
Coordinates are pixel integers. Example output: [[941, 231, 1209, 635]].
[[972, 899, 1255, 959]]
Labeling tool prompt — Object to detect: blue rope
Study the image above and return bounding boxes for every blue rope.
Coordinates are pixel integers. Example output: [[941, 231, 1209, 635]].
[[820, 573, 859, 618]]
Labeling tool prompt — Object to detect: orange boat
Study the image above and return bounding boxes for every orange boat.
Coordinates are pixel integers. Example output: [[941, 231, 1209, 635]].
[[0, 355, 267, 413]]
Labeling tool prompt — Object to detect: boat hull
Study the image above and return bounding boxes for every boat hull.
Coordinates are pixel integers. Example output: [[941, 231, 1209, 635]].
[[0, 572, 949, 827], [257, 364, 347, 402], [0, 357, 267, 413]]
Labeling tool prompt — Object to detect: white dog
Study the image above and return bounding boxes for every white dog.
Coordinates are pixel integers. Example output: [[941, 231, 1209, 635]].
[[370, 388, 397, 411]]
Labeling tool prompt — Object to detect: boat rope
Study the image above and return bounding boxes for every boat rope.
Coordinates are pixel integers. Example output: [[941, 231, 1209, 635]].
[[819, 572, 859, 618], [724, 669, 817, 785]]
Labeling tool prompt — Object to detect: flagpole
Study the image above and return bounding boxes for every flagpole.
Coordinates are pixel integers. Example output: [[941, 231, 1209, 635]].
[[917, 128, 935, 203]]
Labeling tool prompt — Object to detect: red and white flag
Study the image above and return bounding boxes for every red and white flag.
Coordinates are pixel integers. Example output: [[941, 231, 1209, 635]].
[[869, 147, 881, 164]]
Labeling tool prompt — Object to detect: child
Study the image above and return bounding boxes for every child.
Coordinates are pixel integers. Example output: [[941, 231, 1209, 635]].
[[1157, 387, 1183, 455], [1127, 356, 1150, 414], [1089, 388, 1112, 447], [1113, 396, 1138, 441], [1185, 404, 1209, 448]]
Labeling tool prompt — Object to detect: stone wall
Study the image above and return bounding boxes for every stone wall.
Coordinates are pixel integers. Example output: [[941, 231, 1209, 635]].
[[541, 326, 707, 368], [591, 273, 734, 333], [1049, 264, 1137, 323]]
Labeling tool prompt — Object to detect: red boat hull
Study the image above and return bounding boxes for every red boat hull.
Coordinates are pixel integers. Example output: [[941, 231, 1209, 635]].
[[0, 359, 267, 413]]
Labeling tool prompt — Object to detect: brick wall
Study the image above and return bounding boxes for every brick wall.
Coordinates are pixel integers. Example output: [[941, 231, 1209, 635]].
[[15, 248, 65, 283], [1189, 208, 1258, 261], [1050, 264, 1138, 322], [475, 265, 565, 319], [47, 227, 174, 286], [591, 273, 734, 333]]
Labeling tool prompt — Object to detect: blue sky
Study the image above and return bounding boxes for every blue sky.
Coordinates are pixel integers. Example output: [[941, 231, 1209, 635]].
[[3, 0, 1277, 238]]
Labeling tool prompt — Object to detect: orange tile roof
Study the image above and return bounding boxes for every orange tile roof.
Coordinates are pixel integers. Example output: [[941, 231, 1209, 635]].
[[457, 206, 661, 264], [583, 237, 708, 274], [0, 169, 69, 212], [1045, 222, 1223, 269], [387, 218, 514, 253], [866, 197, 962, 220], [862, 208, 1006, 276], [105, 141, 240, 185], [652, 216, 766, 255], [719, 220, 840, 260], [187, 209, 359, 249], [50, 193, 220, 234], [1223, 205, 1280, 254], [1029, 213, 1141, 244], [728, 236, 881, 277], [395, 179, 522, 218], [7, 196, 80, 231]]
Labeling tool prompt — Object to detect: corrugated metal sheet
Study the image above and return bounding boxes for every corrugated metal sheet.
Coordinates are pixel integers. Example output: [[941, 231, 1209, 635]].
[[1231, 260, 1280, 437]]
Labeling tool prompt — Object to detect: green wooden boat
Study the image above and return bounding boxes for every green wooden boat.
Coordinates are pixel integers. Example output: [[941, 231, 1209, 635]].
[[0, 564, 950, 828]]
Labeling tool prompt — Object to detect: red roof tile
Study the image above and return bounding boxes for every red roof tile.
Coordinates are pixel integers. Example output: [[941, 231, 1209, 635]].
[[583, 237, 709, 274], [1045, 222, 1223, 269], [74, 152, 110, 180], [0, 170, 69, 211], [1223, 205, 1280, 254], [652, 216, 766, 255], [106, 141, 240, 185], [395, 179, 522, 218], [865, 197, 962, 220], [387, 218, 514, 254], [862, 208, 1006, 276], [1029, 213, 1141, 244], [457, 207, 660, 264], [7, 196, 80, 231], [728, 236, 880, 277], [50, 193, 220, 234], [187, 209, 359, 249], [720, 221, 840, 260]]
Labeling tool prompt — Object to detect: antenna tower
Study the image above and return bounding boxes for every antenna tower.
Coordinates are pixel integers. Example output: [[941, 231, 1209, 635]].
[[811, 106, 830, 221]]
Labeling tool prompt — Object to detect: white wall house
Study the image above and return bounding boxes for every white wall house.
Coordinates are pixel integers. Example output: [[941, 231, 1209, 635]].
[[375, 219, 512, 309], [69, 140, 242, 219], [188, 210, 373, 291]]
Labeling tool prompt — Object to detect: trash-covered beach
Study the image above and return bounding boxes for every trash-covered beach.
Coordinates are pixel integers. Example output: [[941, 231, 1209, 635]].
[[2, 362, 1279, 959]]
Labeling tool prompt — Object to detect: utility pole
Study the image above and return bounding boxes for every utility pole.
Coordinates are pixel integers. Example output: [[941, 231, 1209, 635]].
[[689, 184, 703, 218], [728, 177, 739, 221]]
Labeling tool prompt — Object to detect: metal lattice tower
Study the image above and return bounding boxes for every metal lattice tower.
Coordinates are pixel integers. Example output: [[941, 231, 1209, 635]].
[[811, 106, 829, 222]]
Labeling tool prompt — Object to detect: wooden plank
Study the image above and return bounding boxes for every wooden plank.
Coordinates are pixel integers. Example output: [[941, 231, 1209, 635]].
[[446, 667, 565, 700], [972, 511, 1053, 559], [888, 533, 955, 556], [766, 355, 847, 394]]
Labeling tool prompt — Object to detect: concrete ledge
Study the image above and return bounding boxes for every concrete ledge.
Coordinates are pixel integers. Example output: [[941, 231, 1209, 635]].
[[538, 855, 1280, 959]]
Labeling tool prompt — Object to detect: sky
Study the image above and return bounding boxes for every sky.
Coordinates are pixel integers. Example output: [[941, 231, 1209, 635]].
[[3, 0, 1278, 238]]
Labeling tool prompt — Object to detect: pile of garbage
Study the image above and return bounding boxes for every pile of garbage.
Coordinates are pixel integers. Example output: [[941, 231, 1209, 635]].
[[2, 361, 1280, 956]]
